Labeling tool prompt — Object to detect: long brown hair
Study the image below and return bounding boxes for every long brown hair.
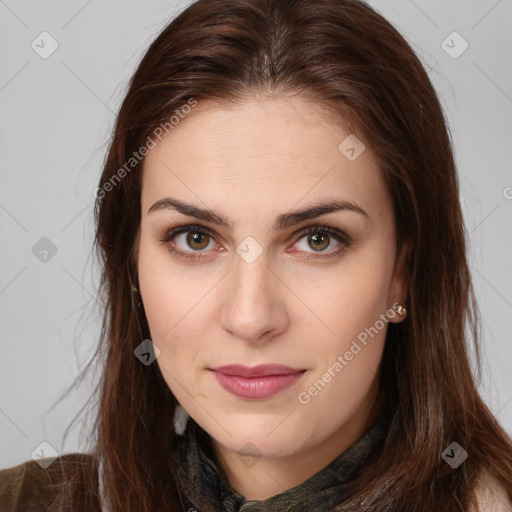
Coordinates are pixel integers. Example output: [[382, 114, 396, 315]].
[[54, 0, 512, 510]]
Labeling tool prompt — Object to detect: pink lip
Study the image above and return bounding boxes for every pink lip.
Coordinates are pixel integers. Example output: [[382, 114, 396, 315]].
[[209, 364, 306, 399]]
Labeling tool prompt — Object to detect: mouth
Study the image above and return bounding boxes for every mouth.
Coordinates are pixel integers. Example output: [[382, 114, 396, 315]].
[[208, 364, 307, 399], [210, 363, 305, 377]]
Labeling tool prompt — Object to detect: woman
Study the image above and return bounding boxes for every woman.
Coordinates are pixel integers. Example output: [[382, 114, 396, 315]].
[[1, 0, 511, 510]]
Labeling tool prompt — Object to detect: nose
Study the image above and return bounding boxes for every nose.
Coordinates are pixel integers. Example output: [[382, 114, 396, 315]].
[[219, 252, 289, 345]]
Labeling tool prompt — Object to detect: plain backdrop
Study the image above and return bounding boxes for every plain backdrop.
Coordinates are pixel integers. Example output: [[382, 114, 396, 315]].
[[1, 0, 511, 468]]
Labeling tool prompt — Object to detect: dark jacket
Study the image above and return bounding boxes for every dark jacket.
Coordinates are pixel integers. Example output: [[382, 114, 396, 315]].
[[0, 453, 101, 512]]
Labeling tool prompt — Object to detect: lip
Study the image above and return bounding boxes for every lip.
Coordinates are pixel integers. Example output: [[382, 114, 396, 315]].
[[209, 364, 306, 399], [210, 364, 304, 377]]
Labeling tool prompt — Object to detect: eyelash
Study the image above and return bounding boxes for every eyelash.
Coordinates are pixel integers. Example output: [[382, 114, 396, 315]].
[[159, 224, 352, 262]]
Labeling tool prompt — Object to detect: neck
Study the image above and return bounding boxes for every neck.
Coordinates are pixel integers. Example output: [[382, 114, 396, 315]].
[[211, 384, 387, 501]]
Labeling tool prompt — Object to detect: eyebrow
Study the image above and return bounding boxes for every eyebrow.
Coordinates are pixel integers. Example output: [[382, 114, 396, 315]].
[[147, 197, 368, 231]]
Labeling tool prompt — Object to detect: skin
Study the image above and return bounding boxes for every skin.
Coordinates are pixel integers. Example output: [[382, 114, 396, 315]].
[[136, 94, 409, 500]]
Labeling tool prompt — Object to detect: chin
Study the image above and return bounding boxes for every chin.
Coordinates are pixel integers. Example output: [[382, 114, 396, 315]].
[[211, 423, 310, 458]]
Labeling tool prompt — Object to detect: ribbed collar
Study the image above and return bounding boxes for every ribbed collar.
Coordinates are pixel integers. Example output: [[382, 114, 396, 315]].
[[173, 400, 394, 512]]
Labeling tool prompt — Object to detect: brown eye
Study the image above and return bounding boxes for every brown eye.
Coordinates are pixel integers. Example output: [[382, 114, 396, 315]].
[[292, 226, 352, 260], [160, 225, 217, 260], [185, 231, 210, 250], [307, 233, 330, 251]]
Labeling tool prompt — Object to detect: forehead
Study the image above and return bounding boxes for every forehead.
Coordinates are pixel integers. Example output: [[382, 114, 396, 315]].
[[144, 96, 358, 172], [140, 95, 389, 224]]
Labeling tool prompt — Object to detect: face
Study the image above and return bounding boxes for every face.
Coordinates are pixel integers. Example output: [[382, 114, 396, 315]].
[[137, 95, 407, 460]]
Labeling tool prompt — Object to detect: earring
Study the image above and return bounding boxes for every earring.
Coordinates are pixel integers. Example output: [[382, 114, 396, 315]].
[[173, 404, 189, 435], [131, 285, 142, 309], [396, 303, 407, 316]]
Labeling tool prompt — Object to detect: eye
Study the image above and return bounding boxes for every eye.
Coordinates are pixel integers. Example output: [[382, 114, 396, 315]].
[[291, 225, 352, 260], [159, 224, 352, 261], [159, 224, 218, 261]]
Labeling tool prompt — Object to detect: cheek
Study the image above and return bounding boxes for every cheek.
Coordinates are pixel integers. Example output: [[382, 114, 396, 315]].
[[295, 262, 391, 420], [301, 257, 392, 350], [139, 263, 204, 399], [138, 231, 205, 335], [293, 262, 393, 414], [137, 234, 217, 387]]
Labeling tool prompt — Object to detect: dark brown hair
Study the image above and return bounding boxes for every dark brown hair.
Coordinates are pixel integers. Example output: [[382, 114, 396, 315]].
[[55, 0, 512, 510]]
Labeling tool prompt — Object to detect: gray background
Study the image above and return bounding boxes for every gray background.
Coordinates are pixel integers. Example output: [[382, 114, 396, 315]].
[[0, 0, 511, 468]]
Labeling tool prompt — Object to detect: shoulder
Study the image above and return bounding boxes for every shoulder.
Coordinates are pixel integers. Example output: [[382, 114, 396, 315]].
[[471, 473, 512, 512], [0, 453, 98, 512]]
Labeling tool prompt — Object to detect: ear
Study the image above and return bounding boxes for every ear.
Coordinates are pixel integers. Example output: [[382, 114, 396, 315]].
[[387, 240, 411, 324]]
